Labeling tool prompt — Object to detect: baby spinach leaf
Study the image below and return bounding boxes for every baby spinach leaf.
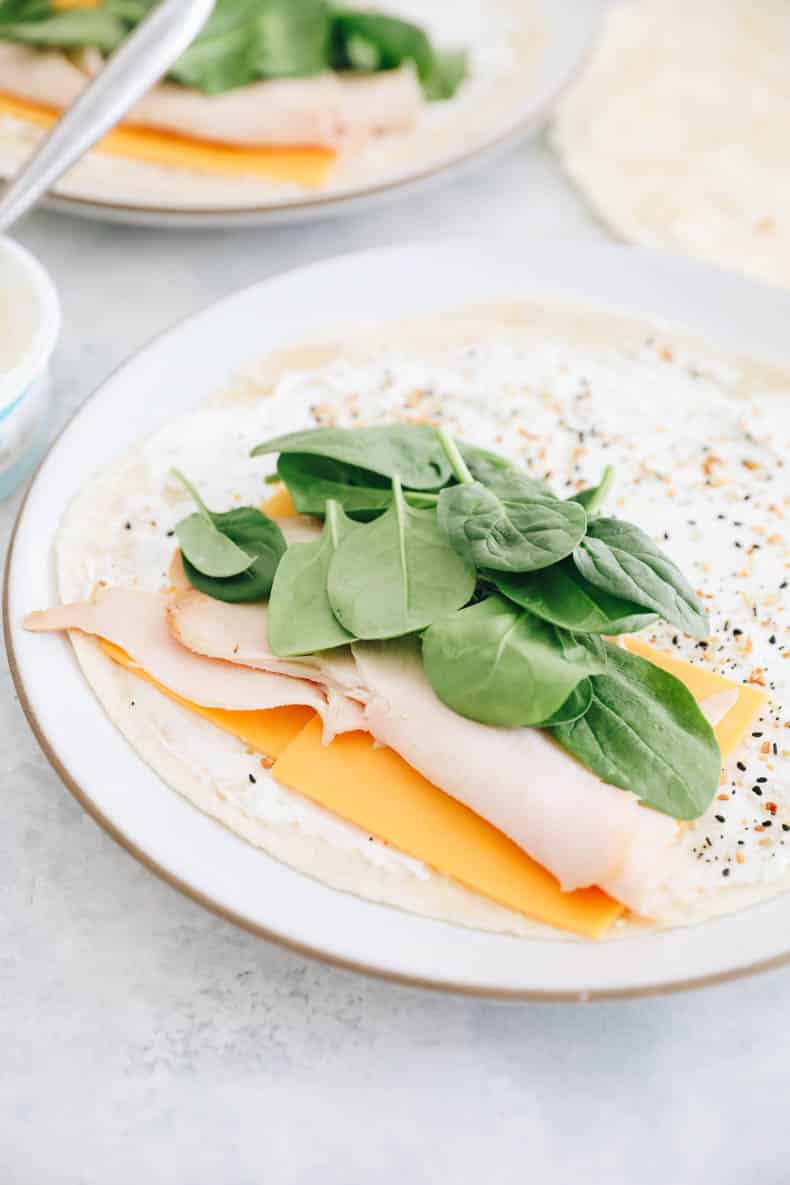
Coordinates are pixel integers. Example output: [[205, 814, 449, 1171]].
[[327, 475, 476, 638], [329, 9, 467, 99], [492, 558, 658, 635], [181, 506, 287, 603], [0, 5, 126, 49], [552, 643, 721, 820], [278, 453, 392, 520], [460, 443, 521, 486], [268, 500, 357, 655], [573, 517, 709, 639], [176, 513, 254, 578], [436, 430, 587, 573], [171, 0, 329, 93], [172, 469, 255, 578], [422, 48, 468, 101], [171, 470, 286, 603], [569, 465, 614, 516], [253, 424, 454, 491], [539, 678, 593, 726], [421, 596, 607, 728], [277, 453, 440, 520]]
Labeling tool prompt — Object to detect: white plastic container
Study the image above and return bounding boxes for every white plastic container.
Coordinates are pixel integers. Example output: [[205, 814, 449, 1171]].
[[0, 238, 60, 501]]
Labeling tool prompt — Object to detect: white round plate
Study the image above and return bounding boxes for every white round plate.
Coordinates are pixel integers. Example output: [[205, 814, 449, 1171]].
[[7, 240, 790, 998], [25, 0, 599, 229]]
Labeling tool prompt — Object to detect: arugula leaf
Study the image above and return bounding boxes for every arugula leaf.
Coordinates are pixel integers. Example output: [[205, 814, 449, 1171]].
[[327, 474, 475, 638], [492, 558, 658, 635], [268, 500, 357, 655], [171, 470, 286, 603], [573, 517, 709, 639], [422, 596, 607, 727], [253, 424, 454, 490], [436, 429, 587, 573], [569, 465, 614, 516], [552, 643, 721, 819]]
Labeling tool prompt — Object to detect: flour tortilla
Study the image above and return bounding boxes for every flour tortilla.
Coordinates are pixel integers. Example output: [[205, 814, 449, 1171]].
[[551, 0, 790, 288], [0, 0, 542, 211], [55, 303, 790, 940]]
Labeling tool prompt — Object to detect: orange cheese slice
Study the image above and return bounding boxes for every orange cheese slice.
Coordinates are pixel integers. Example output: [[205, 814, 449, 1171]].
[[0, 93, 337, 186], [273, 718, 623, 938], [100, 639, 312, 759], [262, 486, 298, 518]]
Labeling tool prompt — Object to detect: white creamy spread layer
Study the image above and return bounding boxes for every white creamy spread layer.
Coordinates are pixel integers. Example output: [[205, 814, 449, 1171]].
[[81, 322, 790, 911]]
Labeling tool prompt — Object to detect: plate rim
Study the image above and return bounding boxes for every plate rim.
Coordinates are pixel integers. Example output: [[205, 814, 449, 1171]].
[[7, 238, 790, 1001], [29, 0, 601, 229]]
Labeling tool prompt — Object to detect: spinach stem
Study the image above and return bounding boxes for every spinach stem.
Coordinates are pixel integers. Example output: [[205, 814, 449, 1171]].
[[405, 491, 439, 505], [170, 468, 213, 525], [436, 427, 473, 485], [585, 465, 615, 516], [325, 499, 340, 548]]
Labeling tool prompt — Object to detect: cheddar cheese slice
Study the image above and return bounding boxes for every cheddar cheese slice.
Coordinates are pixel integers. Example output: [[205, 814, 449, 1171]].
[[100, 639, 312, 759], [0, 93, 337, 186], [262, 487, 298, 518], [272, 718, 624, 938]]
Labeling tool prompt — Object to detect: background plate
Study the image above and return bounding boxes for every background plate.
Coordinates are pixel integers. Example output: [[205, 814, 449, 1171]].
[[14, 0, 601, 229], [7, 239, 790, 998]]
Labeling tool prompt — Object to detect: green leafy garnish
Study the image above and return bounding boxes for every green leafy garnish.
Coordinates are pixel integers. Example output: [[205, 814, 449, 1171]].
[[552, 643, 721, 819], [573, 517, 710, 639], [329, 8, 466, 99], [277, 453, 438, 520], [327, 474, 476, 638], [268, 500, 357, 656], [569, 464, 615, 516], [436, 429, 588, 573], [422, 596, 607, 728], [539, 679, 594, 727], [173, 470, 256, 578], [0, 5, 125, 49], [253, 423, 454, 491], [171, 469, 286, 603], [492, 558, 658, 635]]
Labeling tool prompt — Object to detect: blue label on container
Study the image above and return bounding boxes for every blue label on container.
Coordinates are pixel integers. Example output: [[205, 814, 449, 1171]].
[[0, 381, 32, 423]]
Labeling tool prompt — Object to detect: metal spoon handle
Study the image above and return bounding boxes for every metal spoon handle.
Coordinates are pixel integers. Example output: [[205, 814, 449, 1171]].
[[0, 0, 215, 231]]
